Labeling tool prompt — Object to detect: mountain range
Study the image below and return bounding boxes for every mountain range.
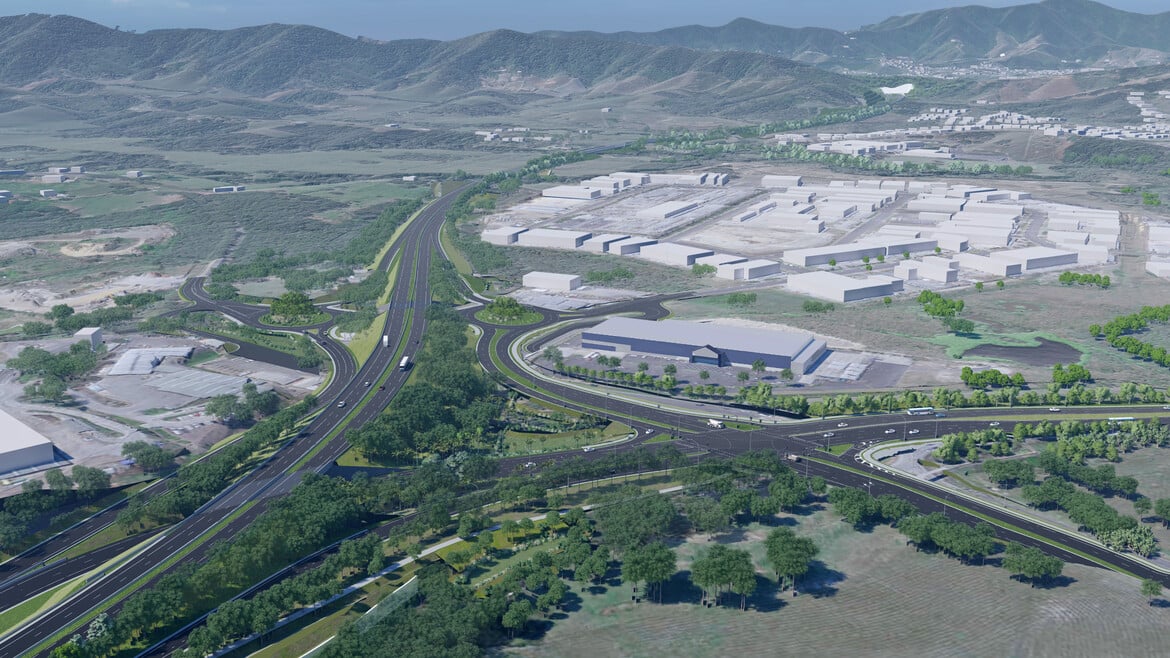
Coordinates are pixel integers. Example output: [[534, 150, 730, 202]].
[[540, 0, 1170, 69]]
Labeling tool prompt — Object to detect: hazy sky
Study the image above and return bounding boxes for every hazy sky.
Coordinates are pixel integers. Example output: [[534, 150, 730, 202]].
[[7, 0, 1168, 40]]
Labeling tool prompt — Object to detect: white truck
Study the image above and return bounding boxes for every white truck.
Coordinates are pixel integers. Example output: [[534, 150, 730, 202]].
[[382, 335, 389, 348], [399, 355, 411, 371], [707, 419, 724, 428]]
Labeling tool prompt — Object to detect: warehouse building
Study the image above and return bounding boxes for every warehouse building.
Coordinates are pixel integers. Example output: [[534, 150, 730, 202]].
[[956, 253, 1022, 277], [636, 243, 715, 267], [716, 259, 782, 281], [42, 174, 66, 184], [761, 174, 804, 188], [482, 226, 528, 245], [782, 238, 937, 268], [0, 408, 55, 475], [607, 236, 657, 255], [126, 170, 144, 178], [74, 327, 103, 351], [636, 201, 699, 220], [787, 272, 904, 302], [516, 228, 592, 249], [990, 246, 1078, 271], [581, 233, 631, 253], [523, 271, 581, 292], [541, 185, 602, 200], [694, 253, 747, 268], [581, 317, 827, 374]]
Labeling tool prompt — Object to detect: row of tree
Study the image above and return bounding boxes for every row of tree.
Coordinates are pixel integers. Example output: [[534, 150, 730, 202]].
[[1091, 304, 1170, 370], [0, 466, 111, 551], [1022, 477, 1154, 555], [1058, 271, 1111, 288], [960, 366, 1026, 390], [933, 429, 1014, 463]]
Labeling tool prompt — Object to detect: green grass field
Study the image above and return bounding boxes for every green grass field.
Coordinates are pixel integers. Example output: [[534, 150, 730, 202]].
[[510, 505, 1167, 658]]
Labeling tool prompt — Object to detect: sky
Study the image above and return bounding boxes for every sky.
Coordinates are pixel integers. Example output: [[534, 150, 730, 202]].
[[6, 0, 1168, 41]]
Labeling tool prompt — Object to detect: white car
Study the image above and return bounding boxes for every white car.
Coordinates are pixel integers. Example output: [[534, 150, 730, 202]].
[[990, 421, 1000, 427], [837, 422, 848, 428], [908, 429, 920, 435], [1049, 408, 1062, 412], [337, 401, 346, 408], [884, 428, 896, 434], [823, 432, 835, 438]]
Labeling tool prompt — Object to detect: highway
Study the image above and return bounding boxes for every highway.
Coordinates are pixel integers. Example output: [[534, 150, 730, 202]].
[[471, 297, 1170, 582], [0, 186, 468, 657], [9, 178, 1170, 655]]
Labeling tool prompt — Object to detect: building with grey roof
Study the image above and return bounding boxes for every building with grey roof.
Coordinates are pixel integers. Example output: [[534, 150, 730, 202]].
[[581, 317, 826, 374]]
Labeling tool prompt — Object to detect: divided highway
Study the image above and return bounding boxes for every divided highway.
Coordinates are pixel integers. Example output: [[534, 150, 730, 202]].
[[0, 186, 468, 657]]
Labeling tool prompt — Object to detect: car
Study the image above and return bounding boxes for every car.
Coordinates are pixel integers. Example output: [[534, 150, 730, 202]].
[[582, 447, 594, 453], [884, 428, 896, 434], [908, 429, 920, 435], [523, 462, 536, 468], [644, 428, 654, 435], [990, 421, 1000, 427], [378, 385, 385, 391], [337, 401, 346, 408], [1162, 406, 1170, 410], [1049, 407, 1062, 412], [934, 412, 946, 417], [823, 432, 835, 438], [837, 422, 848, 428], [364, 381, 370, 387]]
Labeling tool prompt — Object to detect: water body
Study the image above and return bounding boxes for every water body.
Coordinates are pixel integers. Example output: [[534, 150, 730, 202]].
[[961, 337, 1081, 367]]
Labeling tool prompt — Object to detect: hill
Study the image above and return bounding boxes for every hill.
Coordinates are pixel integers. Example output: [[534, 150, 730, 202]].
[[538, 0, 1170, 69], [0, 13, 863, 113]]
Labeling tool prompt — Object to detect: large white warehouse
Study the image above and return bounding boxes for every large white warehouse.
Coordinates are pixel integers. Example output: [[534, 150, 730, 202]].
[[0, 408, 55, 475], [523, 272, 581, 292], [787, 272, 904, 302]]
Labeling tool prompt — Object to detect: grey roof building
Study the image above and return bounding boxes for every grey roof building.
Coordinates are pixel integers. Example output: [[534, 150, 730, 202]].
[[581, 317, 826, 375]]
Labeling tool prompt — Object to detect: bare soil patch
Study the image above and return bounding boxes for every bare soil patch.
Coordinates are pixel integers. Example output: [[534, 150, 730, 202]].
[[962, 337, 1082, 367]]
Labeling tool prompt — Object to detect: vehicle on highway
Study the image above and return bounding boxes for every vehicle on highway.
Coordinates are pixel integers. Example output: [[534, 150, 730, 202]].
[[907, 406, 934, 416], [837, 422, 848, 427], [399, 355, 411, 371], [884, 428, 896, 434], [337, 401, 346, 408], [378, 385, 385, 391], [1049, 407, 1062, 412], [382, 334, 389, 348], [786, 453, 801, 462], [908, 429, 920, 435], [707, 419, 725, 428], [990, 421, 1000, 427], [583, 446, 594, 452], [523, 462, 536, 468], [364, 381, 370, 387], [823, 432, 834, 438]]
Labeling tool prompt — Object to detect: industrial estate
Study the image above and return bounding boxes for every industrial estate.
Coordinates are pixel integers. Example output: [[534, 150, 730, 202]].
[[3, 2, 1170, 657]]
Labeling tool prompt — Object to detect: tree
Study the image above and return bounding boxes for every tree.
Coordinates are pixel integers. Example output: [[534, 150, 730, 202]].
[[269, 291, 314, 319], [48, 304, 75, 321], [780, 368, 794, 382], [975, 282, 984, 292], [1002, 543, 1064, 587], [22, 321, 53, 337], [1141, 578, 1163, 605], [751, 360, 767, 379], [683, 496, 731, 536], [828, 259, 837, 267], [996, 280, 1005, 289], [45, 468, 73, 492], [1135, 497, 1153, 519], [637, 361, 649, 373], [623, 542, 677, 603], [72, 465, 110, 496], [663, 364, 677, 376], [736, 371, 750, 383], [122, 441, 174, 473], [699, 370, 710, 381], [764, 527, 819, 592], [502, 599, 533, 638]]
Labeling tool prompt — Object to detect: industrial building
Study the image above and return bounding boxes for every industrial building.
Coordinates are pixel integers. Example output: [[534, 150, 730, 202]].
[[716, 259, 782, 281], [956, 253, 1022, 277], [482, 226, 528, 246], [761, 175, 803, 188], [74, 327, 103, 351], [581, 234, 631, 253], [211, 186, 246, 193], [541, 185, 602, 200], [42, 174, 66, 184], [606, 236, 657, 255], [515, 229, 592, 250], [636, 243, 715, 267], [781, 238, 937, 268], [636, 201, 699, 220], [694, 253, 747, 268], [787, 272, 904, 303], [39, 190, 58, 198], [126, 170, 144, 178], [581, 317, 827, 374], [522, 271, 581, 292], [990, 246, 1078, 271], [0, 408, 55, 475]]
